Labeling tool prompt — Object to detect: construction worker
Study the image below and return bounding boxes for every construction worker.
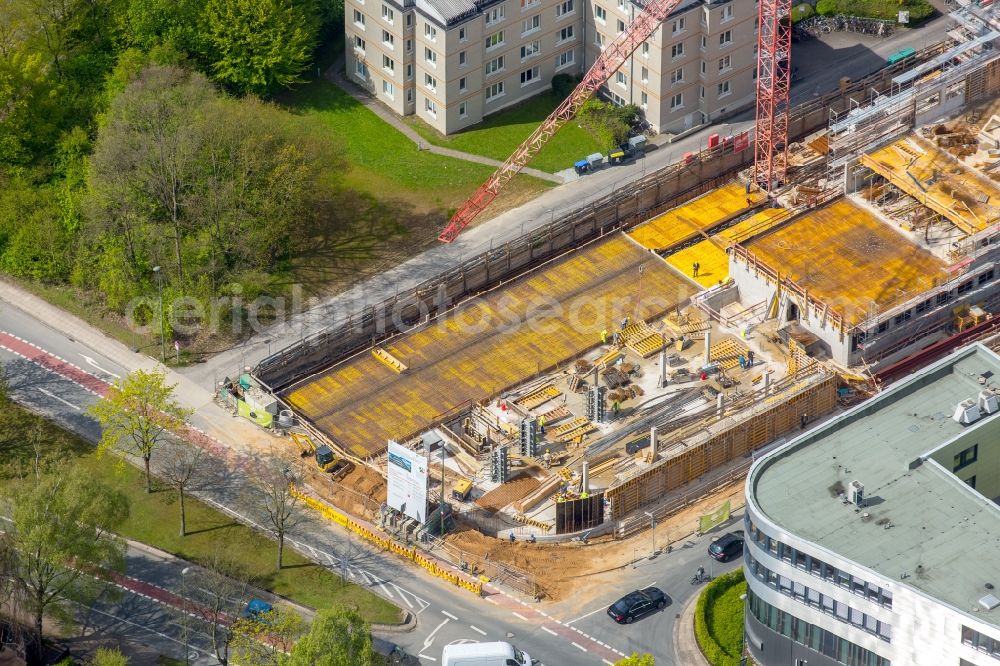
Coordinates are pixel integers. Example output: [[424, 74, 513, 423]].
[[539, 415, 546, 435], [748, 350, 755, 366], [581, 491, 589, 499], [510, 532, 516, 543], [621, 316, 629, 330], [543, 449, 551, 469], [738, 354, 747, 370], [613, 400, 620, 415], [692, 262, 700, 278], [612, 331, 620, 346], [601, 329, 608, 344]]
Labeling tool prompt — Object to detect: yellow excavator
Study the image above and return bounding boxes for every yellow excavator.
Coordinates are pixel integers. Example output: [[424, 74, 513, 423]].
[[291, 433, 353, 480]]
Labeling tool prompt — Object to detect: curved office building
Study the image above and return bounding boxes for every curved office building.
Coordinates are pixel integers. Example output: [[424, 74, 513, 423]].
[[743, 343, 1000, 666]]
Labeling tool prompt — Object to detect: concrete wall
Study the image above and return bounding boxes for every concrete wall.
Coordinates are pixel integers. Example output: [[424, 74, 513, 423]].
[[929, 415, 1000, 501]]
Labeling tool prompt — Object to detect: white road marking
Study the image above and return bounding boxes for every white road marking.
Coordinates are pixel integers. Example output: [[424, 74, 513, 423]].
[[603, 660, 615, 665], [442, 610, 459, 620], [470, 625, 487, 636], [422, 618, 450, 653], [417, 655, 437, 662], [541, 626, 557, 636], [571, 641, 588, 652], [566, 605, 608, 625], [36, 388, 81, 411], [512, 611, 529, 621], [80, 354, 121, 379]]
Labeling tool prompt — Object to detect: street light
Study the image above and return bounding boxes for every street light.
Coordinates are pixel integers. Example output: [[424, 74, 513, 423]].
[[153, 266, 165, 363]]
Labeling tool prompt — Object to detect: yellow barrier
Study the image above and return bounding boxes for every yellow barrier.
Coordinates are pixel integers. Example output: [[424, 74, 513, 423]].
[[291, 488, 483, 596]]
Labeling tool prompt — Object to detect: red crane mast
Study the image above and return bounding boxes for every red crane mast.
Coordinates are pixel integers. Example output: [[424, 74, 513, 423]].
[[753, 0, 792, 190], [438, 0, 691, 243]]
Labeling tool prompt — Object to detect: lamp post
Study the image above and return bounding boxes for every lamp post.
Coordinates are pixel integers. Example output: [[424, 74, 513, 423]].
[[645, 511, 656, 559], [153, 266, 165, 362]]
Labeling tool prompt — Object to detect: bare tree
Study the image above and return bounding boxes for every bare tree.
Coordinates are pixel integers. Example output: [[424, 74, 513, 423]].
[[159, 442, 208, 536], [185, 550, 255, 666], [252, 462, 301, 571]]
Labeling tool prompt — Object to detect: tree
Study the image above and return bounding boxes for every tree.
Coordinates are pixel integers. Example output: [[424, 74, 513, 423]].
[[184, 551, 256, 666], [202, 0, 318, 95], [231, 605, 303, 666], [158, 442, 208, 535], [615, 654, 655, 666], [89, 647, 130, 666], [252, 462, 301, 570], [0, 467, 128, 666], [284, 607, 375, 666], [90, 368, 192, 493]]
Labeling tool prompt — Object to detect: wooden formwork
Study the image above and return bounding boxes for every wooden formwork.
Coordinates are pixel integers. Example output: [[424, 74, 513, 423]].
[[605, 373, 838, 521]]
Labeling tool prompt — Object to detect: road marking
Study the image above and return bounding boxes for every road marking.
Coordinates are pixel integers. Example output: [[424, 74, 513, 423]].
[[80, 354, 121, 379], [442, 610, 459, 620], [485, 597, 498, 605], [603, 660, 615, 665], [417, 655, 437, 662], [422, 618, 450, 653], [571, 642, 588, 652], [566, 605, 607, 625], [541, 626, 557, 636], [512, 611, 529, 621], [470, 625, 487, 636], [36, 388, 81, 411]]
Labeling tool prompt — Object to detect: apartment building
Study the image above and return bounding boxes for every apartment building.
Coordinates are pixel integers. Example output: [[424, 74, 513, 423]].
[[744, 342, 1000, 666], [345, 0, 755, 135]]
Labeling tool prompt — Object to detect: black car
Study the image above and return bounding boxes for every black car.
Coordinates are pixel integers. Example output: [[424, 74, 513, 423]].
[[708, 531, 744, 562], [607, 587, 667, 624]]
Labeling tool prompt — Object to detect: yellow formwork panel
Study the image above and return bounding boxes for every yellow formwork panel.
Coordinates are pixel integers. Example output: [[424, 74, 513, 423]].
[[628, 182, 765, 251], [862, 136, 1000, 234], [668, 240, 729, 289], [717, 207, 790, 244], [747, 199, 948, 325], [284, 234, 694, 457]]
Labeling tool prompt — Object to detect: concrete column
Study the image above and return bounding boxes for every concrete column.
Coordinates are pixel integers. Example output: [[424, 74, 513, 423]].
[[717, 392, 724, 417], [650, 426, 658, 460], [764, 367, 771, 395], [704, 329, 712, 365], [581, 461, 590, 494], [658, 346, 667, 388]]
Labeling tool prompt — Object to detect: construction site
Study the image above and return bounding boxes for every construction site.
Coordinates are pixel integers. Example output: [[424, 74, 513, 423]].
[[249, 0, 1000, 597]]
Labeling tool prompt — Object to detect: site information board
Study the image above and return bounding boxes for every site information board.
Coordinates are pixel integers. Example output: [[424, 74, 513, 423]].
[[387, 440, 429, 523]]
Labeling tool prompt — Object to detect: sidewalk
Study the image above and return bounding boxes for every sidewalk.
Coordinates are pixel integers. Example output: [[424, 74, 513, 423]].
[[326, 58, 562, 184], [672, 591, 712, 666]]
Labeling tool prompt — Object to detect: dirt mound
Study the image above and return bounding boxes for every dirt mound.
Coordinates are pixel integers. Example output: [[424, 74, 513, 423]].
[[475, 474, 540, 513]]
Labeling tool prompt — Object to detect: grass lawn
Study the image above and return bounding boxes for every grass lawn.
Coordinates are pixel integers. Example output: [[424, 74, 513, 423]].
[[406, 92, 606, 173], [281, 80, 552, 214], [0, 405, 400, 625]]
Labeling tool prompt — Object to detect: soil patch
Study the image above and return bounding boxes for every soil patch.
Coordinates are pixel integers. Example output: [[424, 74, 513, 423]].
[[475, 474, 541, 513]]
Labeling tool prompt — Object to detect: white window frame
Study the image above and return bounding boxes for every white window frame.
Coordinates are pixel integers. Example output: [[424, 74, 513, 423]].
[[353, 9, 366, 28], [485, 55, 505, 75], [521, 40, 540, 60], [424, 73, 437, 91], [459, 76, 468, 92], [520, 0, 540, 10], [486, 5, 505, 25], [424, 23, 437, 41], [594, 5, 607, 22], [382, 54, 394, 72], [640, 66, 648, 83], [354, 35, 366, 53], [459, 26, 467, 40], [640, 90, 648, 108], [720, 4, 733, 21], [406, 63, 413, 79], [671, 42, 684, 59], [595, 31, 606, 48], [615, 71, 627, 88], [671, 67, 683, 85], [459, 102, 468, 118], [459, 50, 467, 66], [382, 30, 394, 48], [616, 18, 625, 33], [718, 55, 731, 71], [485, 30, 505, 49], [641, 42, 650, 57], [522, 14, 540, 36], [356, 61, 368, 80], [717, 80, 731, 98], [671, 17, 685, 34], [670, 92, 683, 109], [486, 81, 505, 101], [424, 46, 437, 67], [555, 49, 575, 70], [406, 38, 413, 52], [558, 25, 574, 43], [381, 4, 394, 22], [556, 0, 575, 16], [719, 29, 732, 46], [424, 97, 437, 116], [382, 80, 395, 98], [520, 66, 540, 86]]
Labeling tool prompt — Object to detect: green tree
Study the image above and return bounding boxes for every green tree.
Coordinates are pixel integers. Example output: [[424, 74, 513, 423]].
[[231, 605, 304, 666], [283, 607, 375, 666], [90, 368, 192, 493], [615, 654, 655, 666], [202, 0, 318, 95], [89, 647, 130, 666], [0, 467, 128, 666]]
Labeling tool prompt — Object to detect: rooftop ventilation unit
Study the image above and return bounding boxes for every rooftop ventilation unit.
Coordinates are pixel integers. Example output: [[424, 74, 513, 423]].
[[980, 593, 1000, 611], [848, 480, 865, 507], [979, 390, 999, 415], [954, 398, 981, 425]]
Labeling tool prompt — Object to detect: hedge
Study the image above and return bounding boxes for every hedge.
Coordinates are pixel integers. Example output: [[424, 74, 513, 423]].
[[791, 3, 814, 22], [815, 0, 934, 22], [694, 569, 748, 666]]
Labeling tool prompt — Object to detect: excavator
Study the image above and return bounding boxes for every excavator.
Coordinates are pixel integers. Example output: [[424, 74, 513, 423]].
[[291, 432, 353, 480]]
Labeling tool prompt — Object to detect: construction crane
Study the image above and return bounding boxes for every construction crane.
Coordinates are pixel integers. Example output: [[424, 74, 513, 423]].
[[753, 0, 793, 190], [437, 0, 693, 243]]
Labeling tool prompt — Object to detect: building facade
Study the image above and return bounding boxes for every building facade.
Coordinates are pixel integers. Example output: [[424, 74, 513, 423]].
[[744, 343, 1000, 666], [344, 0, 755, 135]]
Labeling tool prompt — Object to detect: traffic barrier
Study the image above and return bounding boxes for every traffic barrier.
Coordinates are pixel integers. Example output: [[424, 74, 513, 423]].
[[291, 487, 483, 596]]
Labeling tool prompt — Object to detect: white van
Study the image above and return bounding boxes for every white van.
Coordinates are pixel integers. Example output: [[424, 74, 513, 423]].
[[441, 641, 533, 666]]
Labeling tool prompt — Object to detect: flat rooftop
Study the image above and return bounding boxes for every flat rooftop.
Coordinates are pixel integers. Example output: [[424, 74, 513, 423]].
[[861, 134, 1000, 236], [750, 344, 1000, 620], [283, 233, 694, 458], [746, 198, 948, 325]]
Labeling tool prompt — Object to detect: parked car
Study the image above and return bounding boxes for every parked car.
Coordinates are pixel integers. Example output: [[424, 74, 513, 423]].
[[708, 531, 745, 562], [607, 587, 667, 624]]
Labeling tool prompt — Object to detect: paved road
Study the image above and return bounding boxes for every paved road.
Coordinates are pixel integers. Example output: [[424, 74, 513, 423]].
[[182, 13, 952, 389], [0, 295, 753, 664]]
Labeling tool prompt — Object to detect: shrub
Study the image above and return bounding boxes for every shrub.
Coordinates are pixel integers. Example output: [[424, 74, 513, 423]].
[[577, 99, 641, 148], [694, 569, 747, 666], [814, 0, 933, 20], [790, 3, 814, 21]]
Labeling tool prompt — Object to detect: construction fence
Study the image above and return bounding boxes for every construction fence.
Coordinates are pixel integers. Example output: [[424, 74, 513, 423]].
[[605, 372, 839, 521], [290, 487, 484, 596]]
